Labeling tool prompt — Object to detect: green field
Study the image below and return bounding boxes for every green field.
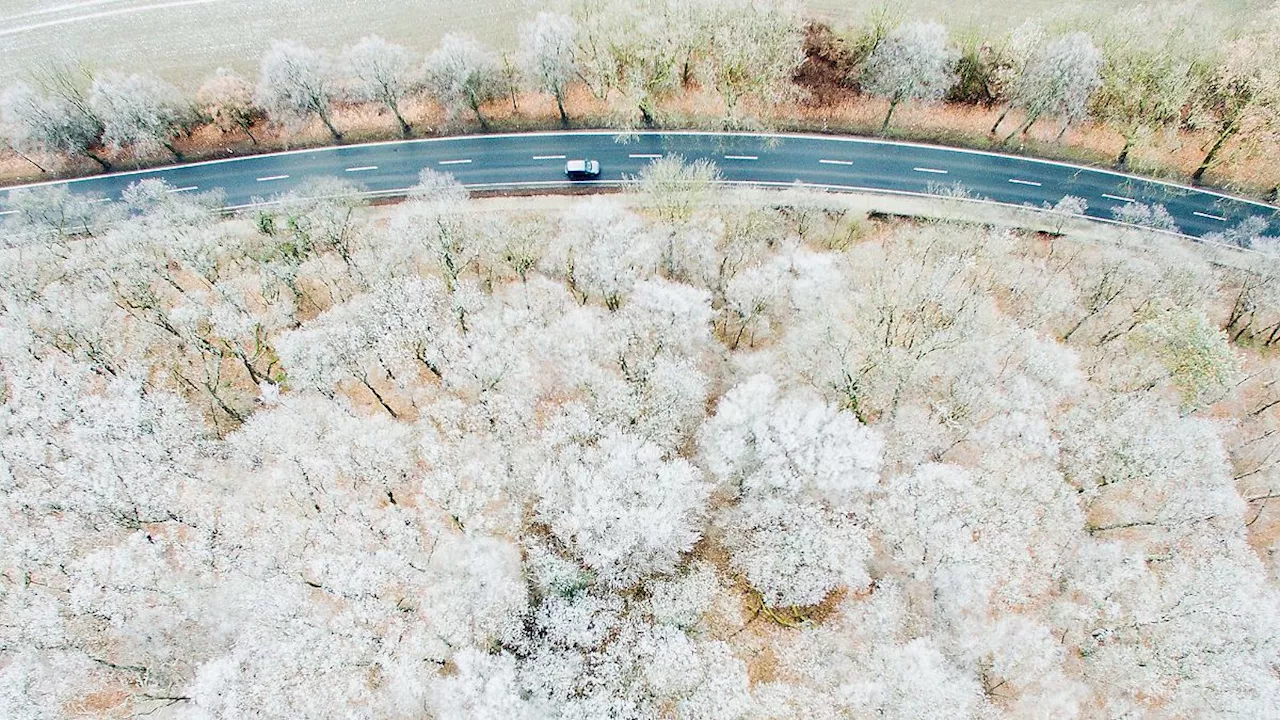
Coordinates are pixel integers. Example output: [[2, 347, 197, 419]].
[[0, 0, 1261, 88]]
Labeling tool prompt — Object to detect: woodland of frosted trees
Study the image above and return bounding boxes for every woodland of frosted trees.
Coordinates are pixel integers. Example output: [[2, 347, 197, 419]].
[[2, 157, 1280, 718]]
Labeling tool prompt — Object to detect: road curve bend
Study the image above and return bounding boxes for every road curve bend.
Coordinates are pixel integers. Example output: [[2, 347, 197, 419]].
[[1, 131, 1276, 240]]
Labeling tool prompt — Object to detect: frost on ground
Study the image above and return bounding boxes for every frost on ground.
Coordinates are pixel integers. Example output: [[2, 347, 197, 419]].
[[1, 160, 1280, 719]]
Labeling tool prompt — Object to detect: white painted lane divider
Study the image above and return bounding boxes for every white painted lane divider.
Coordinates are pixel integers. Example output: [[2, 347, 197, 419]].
[[629, 153, 662, 159], [437, 159, 472, 165], [256, 174, 289, 182], [89, 198, 111, 203], [1102, 193, 1136, 203], [724, 155, 759, 160], [914, 167, 948, 174], [819, 159, 854, 165], [0, 209, 16, 216], [344, 165, 378, 173], [1193, 211, 1228, 222], [1008, 178, 1041, 187], [167, 185, 199, 193], [532, 154, 566, 160]]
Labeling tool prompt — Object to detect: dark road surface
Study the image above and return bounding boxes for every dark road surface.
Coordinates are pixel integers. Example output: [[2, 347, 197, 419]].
[[2, 131, 1275, 239]]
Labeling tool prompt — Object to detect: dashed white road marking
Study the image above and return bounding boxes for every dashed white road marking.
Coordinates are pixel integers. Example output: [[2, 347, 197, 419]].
[[1102, 193, 1136, 203], [532, 154, 566, 160], [344, 165, 378, 173], [437, 159, 472, 165], [1193, 211, 1228, 222], [628, 153, 663, 159], [819, 159, 854, 165], [724, 155, 759, 160], [167, 185, 199, 193], [913, 167, 948, 174], [256, 174, 289, 182], [89, 198, 111, 203], [0, 209, 16, 216], [1008, 178, 1042, 187]]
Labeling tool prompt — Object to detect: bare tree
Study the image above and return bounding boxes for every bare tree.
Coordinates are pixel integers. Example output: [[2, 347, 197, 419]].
[[342, 35, 419, 137], [196, 68, 264, 144], [425, 33, 503, 130], [520, 12, 578, 126], [0, 81, 108, 169], [997, 32, 1102, 143], [1092, 6, 1208, 168], [1187, 29, 1280, 184], [705, 0, 806, 124], [89, 71, 189, 160], [861, 21, 959, 132], [257, 40, 344, 142]]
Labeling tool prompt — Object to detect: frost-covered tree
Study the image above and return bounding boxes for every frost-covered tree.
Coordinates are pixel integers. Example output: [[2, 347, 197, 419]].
[[1093, 7, 1207, 167], [519, 12, 578, 126], [701, 374, 883, 606], [257, 40, 344, 141], [1188, 25, 1280, 183], [861, 21, 959, 132], [88, 71, 188, 159], [342, 35, 419, 137], [425, 33, 503, 129], [0, 81, 108, 169], [998, 32, 1103, 142], [196, 68, 263, 144], [704, 0, 805, 123], [535, 428, 710, 587]]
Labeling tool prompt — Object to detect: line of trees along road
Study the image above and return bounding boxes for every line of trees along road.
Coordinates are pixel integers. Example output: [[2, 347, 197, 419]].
[[0, 0, 1278, 189]]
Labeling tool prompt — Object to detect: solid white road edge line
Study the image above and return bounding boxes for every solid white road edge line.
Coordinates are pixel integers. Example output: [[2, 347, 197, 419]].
[[256, 175, 289, 182], [1102, 193, 1136, 203], [914, 167, 948, 174], [1008, 179, 1042, 187], [212, 178, 1257, 256], [1193, 211, 1228, 221], [819, 159, 854, 165]]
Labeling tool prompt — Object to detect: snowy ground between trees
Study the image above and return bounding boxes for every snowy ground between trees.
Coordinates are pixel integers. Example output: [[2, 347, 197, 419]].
[[2, 162, 1280, 718]]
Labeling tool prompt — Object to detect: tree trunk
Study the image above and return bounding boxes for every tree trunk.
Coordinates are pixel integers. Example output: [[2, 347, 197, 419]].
[[1004, 112, 1038, 144], [990, 106, 1009, 136], [8, 146, 46, 172], [1115, 137, 1133, 168], [639, 103, 655, 128], [880, 98, 899, 133], [1193, 123, 1237, 184], [84, 149, 111, 171], [473, 103, 490, 130], [238, 121, 258, 145], [317, 109, 344, 142], [556, 90, 569, 127], [390, 103, 412, 137], [163, 141, 184, 161]]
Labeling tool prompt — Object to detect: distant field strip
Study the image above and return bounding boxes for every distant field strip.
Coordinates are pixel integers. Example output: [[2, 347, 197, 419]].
[[0, 0, 222, 38]]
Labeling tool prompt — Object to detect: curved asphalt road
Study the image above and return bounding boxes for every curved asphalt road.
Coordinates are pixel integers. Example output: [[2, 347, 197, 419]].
[[1, 131, 1276, 239]]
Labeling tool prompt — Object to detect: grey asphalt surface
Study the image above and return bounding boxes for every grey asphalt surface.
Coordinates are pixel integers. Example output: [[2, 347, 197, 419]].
[[1, 131, 1276, 239]]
